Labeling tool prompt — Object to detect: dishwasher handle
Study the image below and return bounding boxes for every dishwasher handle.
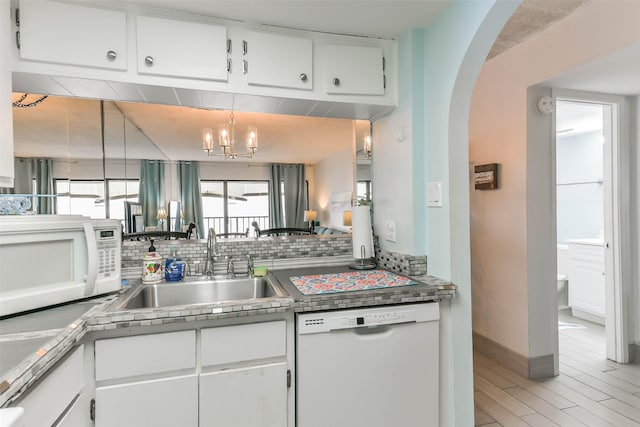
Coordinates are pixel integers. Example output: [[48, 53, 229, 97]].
[[352, 325, 394, 339]]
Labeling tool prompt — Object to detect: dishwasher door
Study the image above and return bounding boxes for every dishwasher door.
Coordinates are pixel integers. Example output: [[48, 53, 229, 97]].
[[296, 303, 439, 427]]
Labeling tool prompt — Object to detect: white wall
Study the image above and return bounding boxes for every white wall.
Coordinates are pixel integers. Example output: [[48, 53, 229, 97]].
[[633, 96, 640, 347], [52, 158, 142, 180], [470, 2, 640, 360], [556, 130, 605, 243], [199, 162, 269, 181], [314, 146, 353, 229], [373, 2, 519, 424]]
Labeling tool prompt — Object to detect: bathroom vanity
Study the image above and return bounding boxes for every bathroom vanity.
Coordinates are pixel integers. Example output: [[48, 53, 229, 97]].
[[567, 238, 605, 325]]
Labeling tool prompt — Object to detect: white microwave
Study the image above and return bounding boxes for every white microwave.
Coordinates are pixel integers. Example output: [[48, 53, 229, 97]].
[[0, 215, 121, 317]]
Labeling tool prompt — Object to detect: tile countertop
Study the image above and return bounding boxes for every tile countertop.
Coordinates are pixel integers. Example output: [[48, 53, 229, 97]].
[[0, 259, 456, 408]]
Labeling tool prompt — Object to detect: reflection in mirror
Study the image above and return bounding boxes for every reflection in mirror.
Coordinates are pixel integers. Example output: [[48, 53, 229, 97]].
[[355, 122, 372, 206], [10, 95, 104, 215], [11, 94, 369, 238], [168, 200, 182, 232]]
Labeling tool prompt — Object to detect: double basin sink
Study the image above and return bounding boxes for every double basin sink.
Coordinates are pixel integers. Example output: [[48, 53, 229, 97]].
[[111, 275, 287, 311]]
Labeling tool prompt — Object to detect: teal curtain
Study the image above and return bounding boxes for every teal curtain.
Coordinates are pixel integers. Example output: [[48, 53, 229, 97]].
[[268, 164, 285, 228], [139, 160, 165, 227], [177, 161, 204, 239], [269, 163, 306, 228], [283, 164, 306, 228], [33, 158, 54, 214]]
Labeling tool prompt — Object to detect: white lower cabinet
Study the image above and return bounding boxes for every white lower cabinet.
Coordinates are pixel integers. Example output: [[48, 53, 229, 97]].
[[200, 320, 290, 426], [568, 239, 605, 323], [14, 345, 84, 427], [95, 374, 198, 427], [56, 394, 87, 427], [200, 362, 288, 427], [92, 321, 291, 426], [94, 331, 197, 427]]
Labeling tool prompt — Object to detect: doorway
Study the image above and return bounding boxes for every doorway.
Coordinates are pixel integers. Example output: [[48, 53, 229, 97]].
[[554, 92, 626, 363]]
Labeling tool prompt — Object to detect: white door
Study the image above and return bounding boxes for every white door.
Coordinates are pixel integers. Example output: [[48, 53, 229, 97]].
[[19, 2, 127, 70], [323, 45, 384, 95], [136, 16, 228, 82], [95, 375, 198, 427], [554, 91, 628, 363], [199, 362, 288, 427], [244, 30, 313, 90]]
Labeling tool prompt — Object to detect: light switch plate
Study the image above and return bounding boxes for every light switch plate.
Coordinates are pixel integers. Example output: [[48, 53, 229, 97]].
[[384, 220, 396, 242], [427, 181, 442, 208]]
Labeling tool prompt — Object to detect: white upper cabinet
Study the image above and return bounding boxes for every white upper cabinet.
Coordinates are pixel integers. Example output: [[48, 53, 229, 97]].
[[18, 1, 127, 70], [324, 44, 385, 95], [136, 16, 228, 82], [244, 30, 313, 90]]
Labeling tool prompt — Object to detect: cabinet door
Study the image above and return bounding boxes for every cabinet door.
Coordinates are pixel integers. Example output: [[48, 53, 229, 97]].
[[568, 243, 605, 317], [245, 30, 312, 90], [136, 16, 228, 82], [200, 362, 288, 427], [324, 44, 384, 95], [56, 394, 88, 427], [95, 374, 198, 427], [0, 4, 12, 188], [16, 345, 84, 427], [19, 2, 127, 70]]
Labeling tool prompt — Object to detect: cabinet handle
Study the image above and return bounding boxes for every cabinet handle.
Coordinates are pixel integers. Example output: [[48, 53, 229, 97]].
[[106, 50, 117, 61], [145, 56, 154, 66], [333, 78, 340, 86], [300, 73, 308, 82]]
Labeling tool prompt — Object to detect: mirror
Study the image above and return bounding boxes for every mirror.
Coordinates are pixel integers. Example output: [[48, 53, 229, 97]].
[[11, 94, 371, 234], [355, 122, 372, 205]]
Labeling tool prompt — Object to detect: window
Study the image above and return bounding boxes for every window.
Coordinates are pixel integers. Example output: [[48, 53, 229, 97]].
[[55, 179, 139, 221], [357, 181, 372, 203], [201, 180, 269, 234], [107, 180, 139, 221], [56, 180, 105, 218]]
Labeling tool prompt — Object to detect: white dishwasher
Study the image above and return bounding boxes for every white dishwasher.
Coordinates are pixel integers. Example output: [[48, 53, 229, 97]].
[[296, 303, 439, 427]]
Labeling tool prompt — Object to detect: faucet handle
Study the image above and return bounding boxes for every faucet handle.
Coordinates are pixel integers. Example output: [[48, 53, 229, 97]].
[[247, 254, 254, 275]]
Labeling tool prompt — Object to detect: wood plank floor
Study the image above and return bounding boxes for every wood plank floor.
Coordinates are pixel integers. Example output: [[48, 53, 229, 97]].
[[474, 310, 640, 426]]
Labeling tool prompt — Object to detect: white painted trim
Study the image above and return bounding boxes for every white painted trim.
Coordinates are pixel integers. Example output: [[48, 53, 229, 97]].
[[552, 88, 630, 363]]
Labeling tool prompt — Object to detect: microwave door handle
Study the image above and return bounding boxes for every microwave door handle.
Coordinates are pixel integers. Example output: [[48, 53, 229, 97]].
[[84, 222, 98, 296]]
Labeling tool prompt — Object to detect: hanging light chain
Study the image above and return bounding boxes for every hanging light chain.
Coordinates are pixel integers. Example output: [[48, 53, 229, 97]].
[[12, 93, 49, 108]]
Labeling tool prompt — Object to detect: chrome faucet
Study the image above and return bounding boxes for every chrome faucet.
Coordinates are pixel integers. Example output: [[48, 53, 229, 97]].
[[204, 228, 218, 278], [226, 257, 236, 278], [247, 254, 254, 277]]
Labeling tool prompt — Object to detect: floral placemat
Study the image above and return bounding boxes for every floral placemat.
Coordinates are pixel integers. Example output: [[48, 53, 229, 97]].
[[289, 269, 418, 295]]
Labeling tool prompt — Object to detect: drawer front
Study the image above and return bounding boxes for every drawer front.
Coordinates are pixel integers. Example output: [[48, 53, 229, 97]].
[[95, 330, 195, 381], [201, 321, 286, 367]]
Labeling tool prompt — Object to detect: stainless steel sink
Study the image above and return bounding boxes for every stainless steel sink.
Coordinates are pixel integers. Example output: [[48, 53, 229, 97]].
[[112, 276, 285, 311]]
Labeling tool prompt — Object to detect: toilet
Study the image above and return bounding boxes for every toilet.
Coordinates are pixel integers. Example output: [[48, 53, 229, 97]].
[[557, 244, 569, 309]]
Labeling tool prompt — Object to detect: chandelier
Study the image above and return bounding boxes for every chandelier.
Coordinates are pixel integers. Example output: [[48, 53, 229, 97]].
[[202, 111, 258, 159]]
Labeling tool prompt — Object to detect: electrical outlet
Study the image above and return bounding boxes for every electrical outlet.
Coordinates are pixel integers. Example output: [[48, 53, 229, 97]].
[[384, 220, 396, 242]]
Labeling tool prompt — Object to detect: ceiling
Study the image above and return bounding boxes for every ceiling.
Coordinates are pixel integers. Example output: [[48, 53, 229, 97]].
[[12, 95, 369, 163], [544, 41, 640, 96], [16, 0, 626, 163]]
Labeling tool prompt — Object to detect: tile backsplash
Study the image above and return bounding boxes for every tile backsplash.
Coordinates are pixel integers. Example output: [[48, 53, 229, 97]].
[[121, 235, 427, 277]]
